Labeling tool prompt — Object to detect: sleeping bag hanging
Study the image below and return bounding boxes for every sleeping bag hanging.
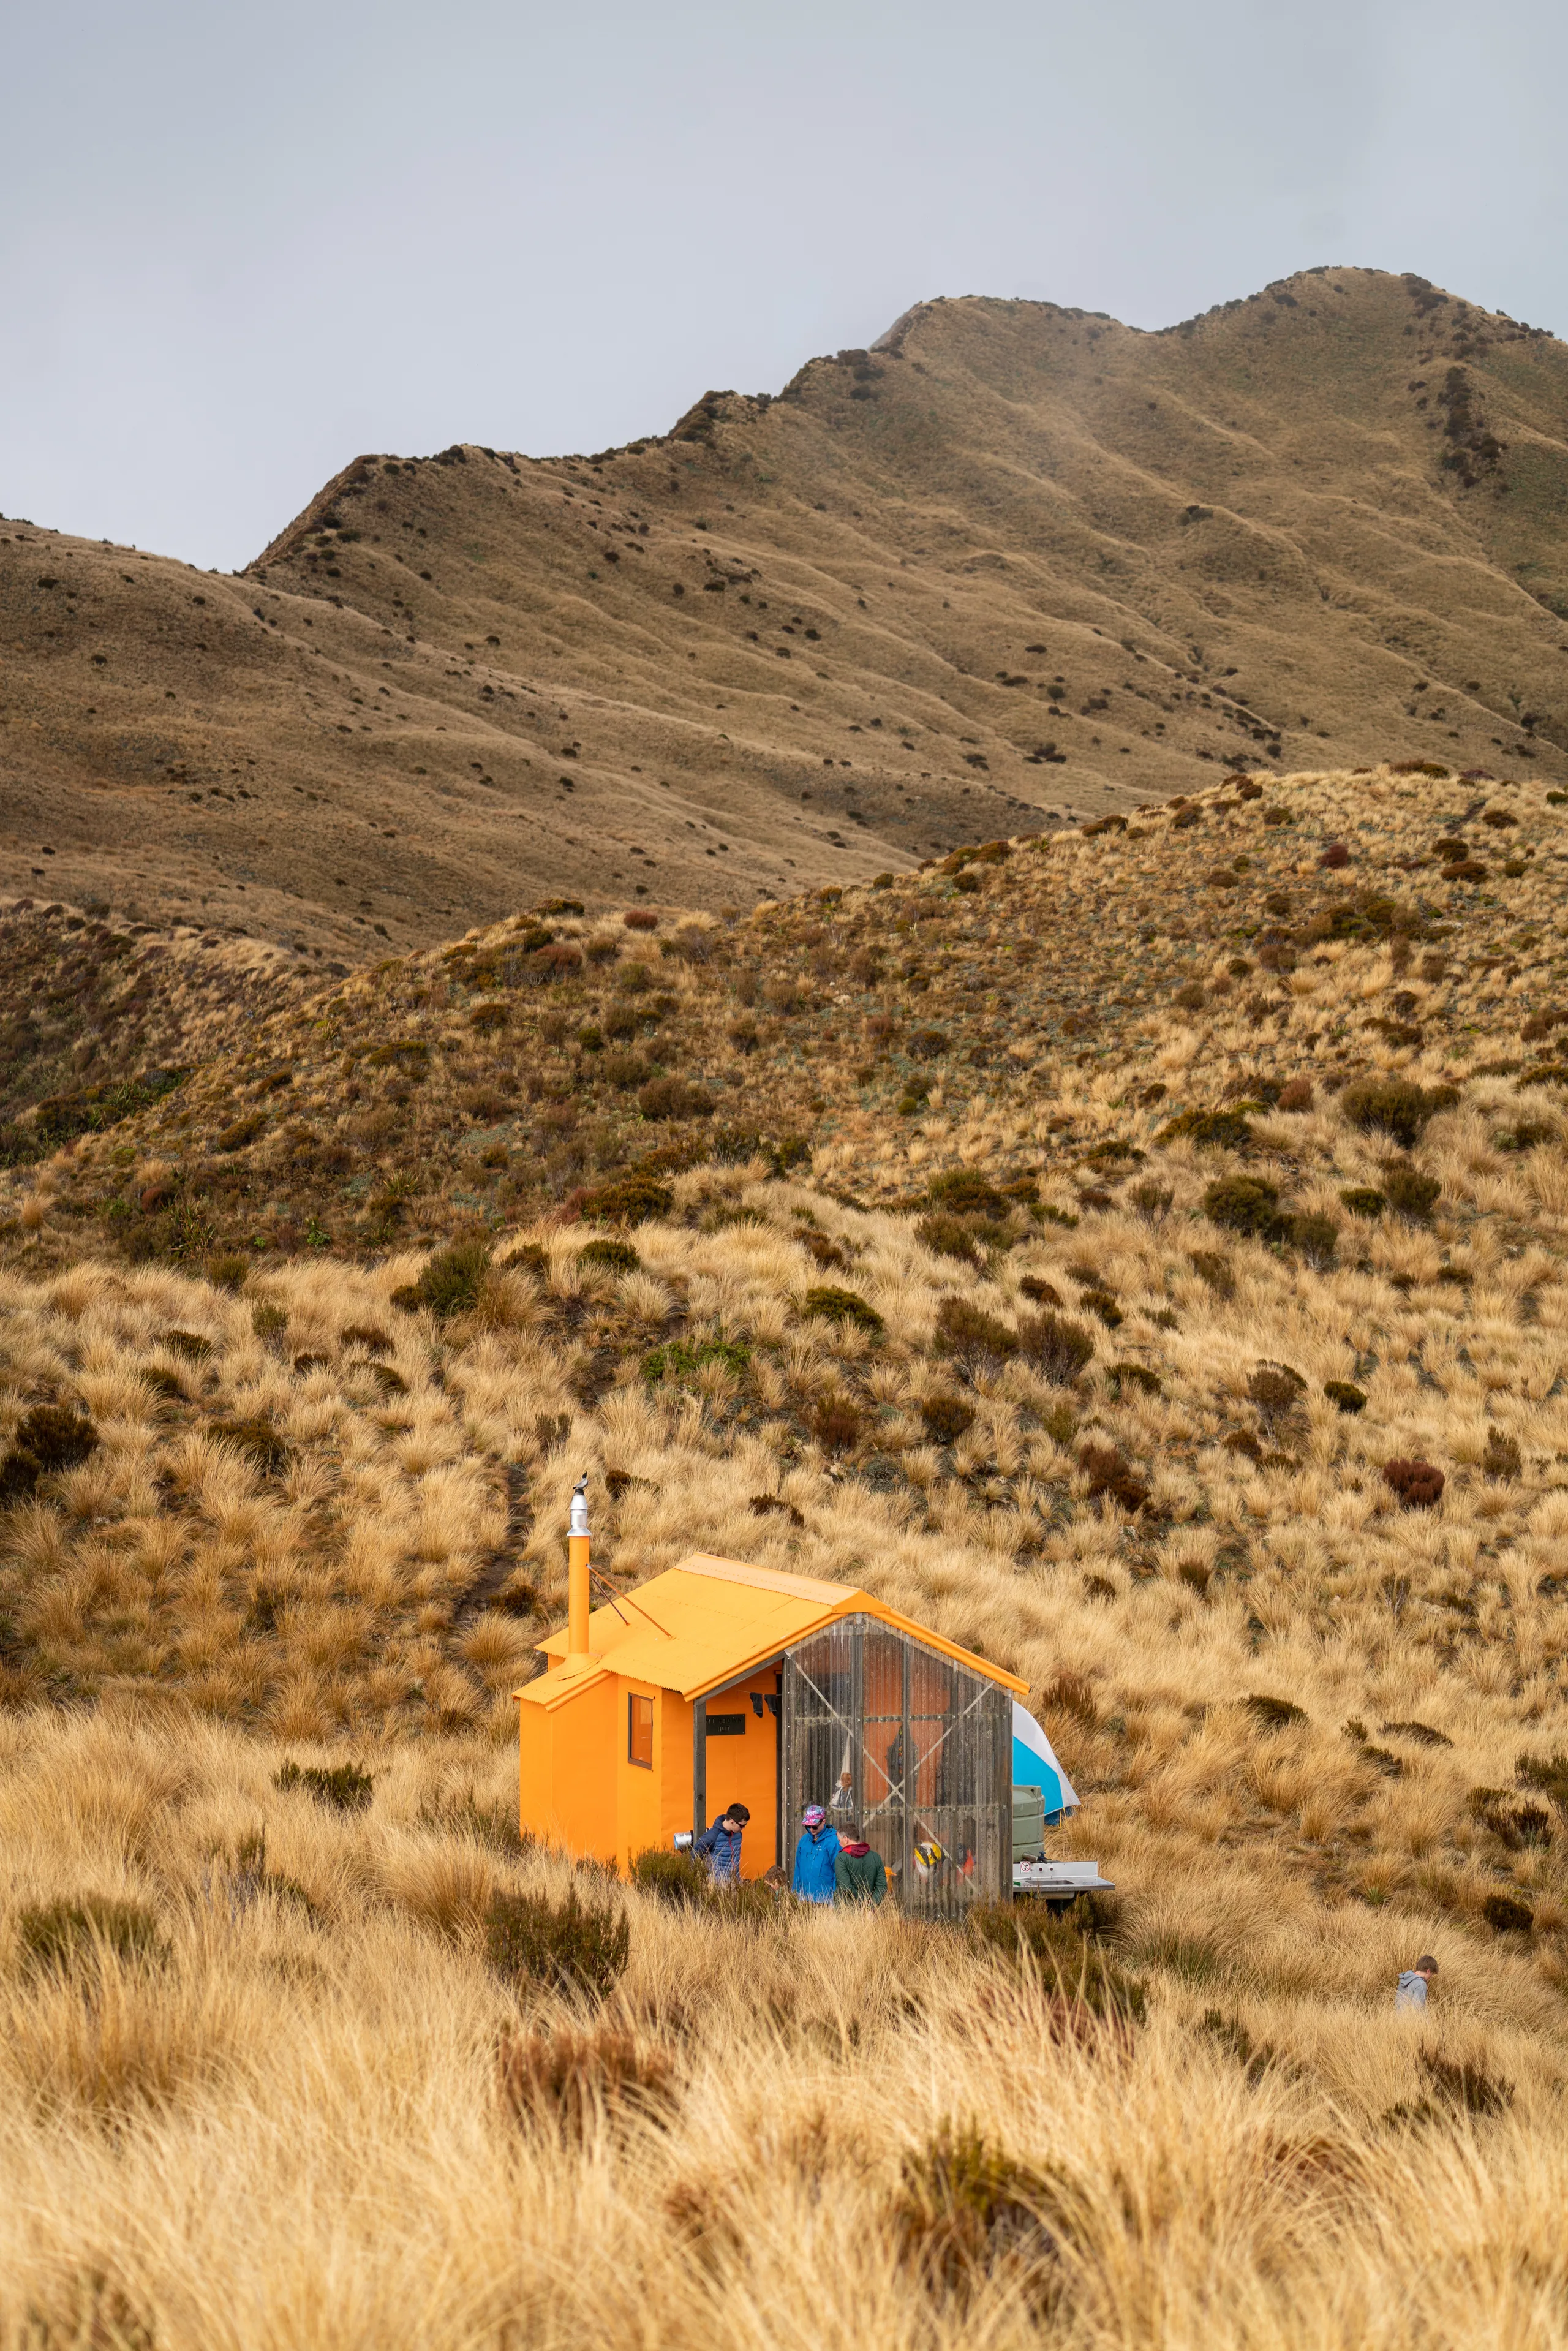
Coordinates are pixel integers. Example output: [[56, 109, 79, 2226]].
[[1011, 1702, 1079, 1825]]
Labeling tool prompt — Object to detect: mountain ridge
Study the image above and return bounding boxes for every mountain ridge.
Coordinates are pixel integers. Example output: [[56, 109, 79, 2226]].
[[4, 265, 1567, 969]]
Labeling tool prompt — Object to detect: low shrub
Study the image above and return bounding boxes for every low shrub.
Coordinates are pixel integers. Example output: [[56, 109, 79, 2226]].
[[1483, 1428, 1522, 1481], [585, 1173, 674, 1225], [889, 2119, 1059, 2312], [920, 1395, 976, 1444], [637, 1077, 714, 1121], [811, 1394, 863, 1452], [915, 1212, 980, 1264], [1287, 1210, 1339, 1267], [0, 1403, 99, 1501], [1276, 1077, 1314, 1112], [212, 1417, 290, 1476], [1340, 1187, 1385, 1220], [1382, 1161, 1441, 1222], [1017, 1312, 1095, 1385], [926, 1168, 1007, 1218], [1325, 1380, 1367, 1414], [1480, 1892, 1534, 1936], [274, 1760, 374, 1813], [1079, 1441, 1149, 1513], [1204, 1176, 1285, 1239], [484, 1882, 630, 2002], [642, 1335, 750, 1385], [1340, 1077, 1449, 1149], [933, 1297, 1016, 1362], [966, 1904, 1147, 2022], [1246, 1693, 1307, 1730], [1383, 1457, 1444, 1510], [17, 1896, 167, 1979], [1158, 1108, 1256, 1152], [1248, 1364, 1305, 1423], [392, 1239, 490, 1319], [801, 1285, 883, 1335], [498, 2023, 677, 2138], [630, 1847, 712, 1908], [578, 1237, 640, 1275]]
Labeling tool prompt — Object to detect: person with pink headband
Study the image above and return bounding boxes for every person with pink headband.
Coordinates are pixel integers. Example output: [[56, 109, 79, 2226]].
[[791, 1803, 840, 1903]]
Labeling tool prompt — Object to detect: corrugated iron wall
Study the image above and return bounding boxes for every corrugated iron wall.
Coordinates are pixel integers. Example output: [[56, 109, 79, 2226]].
[[781, 1615, 1010, 1915]]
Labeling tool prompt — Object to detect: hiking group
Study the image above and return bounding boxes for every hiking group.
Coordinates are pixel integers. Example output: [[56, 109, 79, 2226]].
[[693, 1802, 887, 1904]]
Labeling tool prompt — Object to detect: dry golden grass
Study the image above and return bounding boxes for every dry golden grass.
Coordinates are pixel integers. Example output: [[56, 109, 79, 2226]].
[[1, 1708, 1566, 2351], [2, 755, 1568, 2338]]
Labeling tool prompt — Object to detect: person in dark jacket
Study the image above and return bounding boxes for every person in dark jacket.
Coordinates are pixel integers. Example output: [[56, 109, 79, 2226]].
[[791, 1805, 840, 1902], [834, 1837, 887, 1906], [693, 1803, 750, 1885]]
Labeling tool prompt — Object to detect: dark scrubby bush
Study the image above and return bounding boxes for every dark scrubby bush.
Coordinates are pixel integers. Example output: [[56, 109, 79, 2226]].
[[274, 1760, 374, 1813], [1340, 1187, 1385, 1220], [1158, 1108, 1257, 1152], [1079, 1441, 1150, 1513], [1325, 1380, 1367, 1414], [1276, 1077, 1314, 1112], [216, 1111, 268, 1152], [1382, 1457, 1444, 1510], [890, 2119, 1059, 2313], [578, 1237, 640, 1275], [212, 1416, 290, 1476], [916, 1212, 983, 1264], [1017, 1312, 1095, 1385], [1514, 1751, 1568, 1812], [1129, 1180, 1173, 1221], [1340, 1077, 1449, 1149], [498, 2023, 677, 2139], [933, 1297, 1016, 1364], [0, 1403, 99, 1501], [1204, 1176, 1285, 1239], [630, 1846, 713, 1908], [1246, 1693, 1307, 1730], [920, 1395, 976, 1444], [642, 1335, 750, 1385], [17, 1895, 167, 1979], [586, 1172, 674, 1225], [391, 1239, 490, 1319], [1382, 1161, 1441, 1222], [1483, 1428, 1522, 1481], [1480, 1892, 1534, 1936], [484, 1882, 630, 2002], [801, 1285, 883, 1335], [637, 1077, 714, 1121], [966, 1903, 1147, 2022], [926, 1168, 1007, 1218], [811, 1393, 863, 1452], [1248, 1364, 1305, 1424], [1287, 1210, 1339, 1267]]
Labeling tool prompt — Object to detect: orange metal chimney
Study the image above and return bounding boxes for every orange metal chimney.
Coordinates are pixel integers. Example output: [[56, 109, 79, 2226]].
[[567, 1474, 592, 1666]]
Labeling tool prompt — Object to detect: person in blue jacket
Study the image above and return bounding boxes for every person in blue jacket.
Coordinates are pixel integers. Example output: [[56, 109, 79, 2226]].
[[791, 1804, 840, 1903]]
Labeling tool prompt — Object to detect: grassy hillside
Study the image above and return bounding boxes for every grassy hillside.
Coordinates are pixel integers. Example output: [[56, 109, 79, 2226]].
[[5, 266, 1568, 957], [3, 761, 1568, 2341]]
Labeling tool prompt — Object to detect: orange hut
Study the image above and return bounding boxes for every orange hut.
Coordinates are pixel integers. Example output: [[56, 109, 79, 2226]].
[[514, 1482, 1027, 1915]]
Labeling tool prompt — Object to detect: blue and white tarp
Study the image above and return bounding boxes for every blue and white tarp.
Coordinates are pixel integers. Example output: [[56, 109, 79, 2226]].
[[1012, 1702, 1079, 1824]]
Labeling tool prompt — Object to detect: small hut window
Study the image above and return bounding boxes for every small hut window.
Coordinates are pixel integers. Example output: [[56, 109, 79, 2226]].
[[628, 1693, 654, 1768]]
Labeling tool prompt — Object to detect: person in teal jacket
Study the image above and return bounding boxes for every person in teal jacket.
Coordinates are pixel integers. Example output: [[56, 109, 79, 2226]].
[[791, 1805, 840, 1902]]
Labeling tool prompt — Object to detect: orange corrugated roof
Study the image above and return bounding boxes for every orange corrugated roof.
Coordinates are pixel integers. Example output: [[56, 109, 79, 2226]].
[[514, 1551, 1027, 1708]]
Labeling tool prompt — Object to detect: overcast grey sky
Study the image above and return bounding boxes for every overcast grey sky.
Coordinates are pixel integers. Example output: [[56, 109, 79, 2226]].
[[4, 0, 1564, 572]]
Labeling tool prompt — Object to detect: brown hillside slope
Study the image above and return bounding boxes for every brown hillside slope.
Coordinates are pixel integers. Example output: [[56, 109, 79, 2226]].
[[4, 266, 1568, 959], [4, 757, 1562, 1259]]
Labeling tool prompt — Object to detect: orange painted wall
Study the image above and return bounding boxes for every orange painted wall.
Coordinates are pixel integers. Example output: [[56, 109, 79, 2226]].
[[521, 1670, 781, 1877], [518, 1676, 617, 1861], [612, 1678, 663, 1871]]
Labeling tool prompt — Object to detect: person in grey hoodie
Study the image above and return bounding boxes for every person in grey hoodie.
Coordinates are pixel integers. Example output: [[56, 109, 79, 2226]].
[[1395, 1955, 1438, 2009]]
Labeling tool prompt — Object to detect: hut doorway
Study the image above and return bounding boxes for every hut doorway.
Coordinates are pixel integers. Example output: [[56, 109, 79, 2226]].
[[780, 1613, 1010, 1915]]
